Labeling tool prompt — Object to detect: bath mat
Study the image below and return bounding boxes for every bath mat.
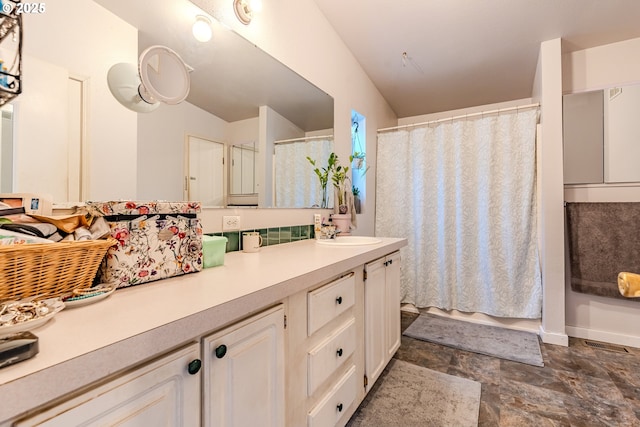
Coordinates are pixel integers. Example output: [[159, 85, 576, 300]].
[[346, 359, 481, 427], [403, 313, 544, 367]]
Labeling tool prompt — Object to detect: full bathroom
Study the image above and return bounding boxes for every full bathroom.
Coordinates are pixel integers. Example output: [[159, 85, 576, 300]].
[[0, 0, 639, 425]]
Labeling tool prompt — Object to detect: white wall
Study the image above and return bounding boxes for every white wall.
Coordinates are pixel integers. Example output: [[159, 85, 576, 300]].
[[13, 56, 68, 201], [398, 98, 533, 125], [137, 101, 228, 201], [16, 0, 138, 201], [563, 37, 640, 94], [562, 37, 640, 347], [534, 38, 568, 346]]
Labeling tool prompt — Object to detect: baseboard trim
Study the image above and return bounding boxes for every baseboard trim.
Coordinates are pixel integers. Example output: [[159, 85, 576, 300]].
[[538, 326, 569, 346], [566, 326, 640, 349]]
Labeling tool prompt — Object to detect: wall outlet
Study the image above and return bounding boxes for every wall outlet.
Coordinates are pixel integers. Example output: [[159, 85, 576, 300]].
[[222, 215, 241, 231]]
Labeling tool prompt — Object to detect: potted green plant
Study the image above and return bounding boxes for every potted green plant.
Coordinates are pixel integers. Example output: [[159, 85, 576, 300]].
[[331, 164, 350, 214], [352, 185, 361, 214], [306, 152, 337, 208], [352, 151, 365, 170]]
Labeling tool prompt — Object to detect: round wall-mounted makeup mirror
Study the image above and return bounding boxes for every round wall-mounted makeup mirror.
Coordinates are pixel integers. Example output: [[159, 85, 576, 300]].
[[107, 45, 191, 113]]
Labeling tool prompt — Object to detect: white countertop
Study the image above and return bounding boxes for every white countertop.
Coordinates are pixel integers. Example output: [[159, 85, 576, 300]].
[[0, 237, 406, 423]]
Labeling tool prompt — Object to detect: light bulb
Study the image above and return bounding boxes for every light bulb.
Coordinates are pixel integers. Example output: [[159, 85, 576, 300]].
[[192, 15, 212, 42], [248, 0, 262, 13]]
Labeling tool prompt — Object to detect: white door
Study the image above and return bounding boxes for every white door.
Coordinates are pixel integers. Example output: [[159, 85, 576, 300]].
[[230, 145, 242, 194], [203, 305, 285, 427], [241, 144, 255, 194], [67, 76, 87, 202], [187, 135, 224, 206], [16, 344, 201, 426]]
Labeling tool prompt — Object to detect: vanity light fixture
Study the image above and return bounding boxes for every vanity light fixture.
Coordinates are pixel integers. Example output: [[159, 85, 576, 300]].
[[192, 15, 212, 42], [233, 0, 262, 25]]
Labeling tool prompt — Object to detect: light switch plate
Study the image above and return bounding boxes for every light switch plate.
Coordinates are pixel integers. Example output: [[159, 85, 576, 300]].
[[222, 215, 240, 231]]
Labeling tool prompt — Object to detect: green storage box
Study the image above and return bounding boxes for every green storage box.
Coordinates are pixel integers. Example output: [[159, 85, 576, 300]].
[[203, 235, 228, 268]]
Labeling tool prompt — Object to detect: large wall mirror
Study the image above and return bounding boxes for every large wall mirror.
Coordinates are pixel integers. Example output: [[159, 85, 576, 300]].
[[563, 82, 640, 185], [3, 0, 333, 208]]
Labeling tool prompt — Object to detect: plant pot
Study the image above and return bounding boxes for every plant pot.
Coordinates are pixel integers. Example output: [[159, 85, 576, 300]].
[[330, 213, 351, 236], [353, 157, 364, 169], [354, 196, 361, 214]]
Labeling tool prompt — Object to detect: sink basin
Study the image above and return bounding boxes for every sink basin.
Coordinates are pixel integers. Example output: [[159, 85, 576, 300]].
[[316, 236, 382, 246]]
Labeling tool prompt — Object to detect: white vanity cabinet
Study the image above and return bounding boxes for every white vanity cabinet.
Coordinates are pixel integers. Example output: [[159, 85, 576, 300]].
[[364, 251, 401, 391], [15, 344, 201, 427], [15, 307, 285, 427], [0, 239, 407, 427], [202, 304, 285, 427]]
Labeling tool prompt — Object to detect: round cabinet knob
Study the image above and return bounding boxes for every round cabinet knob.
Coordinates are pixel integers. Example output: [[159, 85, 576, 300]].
[[336, 348, 343, 357], [336, 296, 343, 305], [215, 344, 227, 359], [187, 359, 202, 375], [337, 403, 343, 412]]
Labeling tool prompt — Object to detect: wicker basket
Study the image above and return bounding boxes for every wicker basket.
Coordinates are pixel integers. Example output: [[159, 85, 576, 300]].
[[0, 238, 116, 302]]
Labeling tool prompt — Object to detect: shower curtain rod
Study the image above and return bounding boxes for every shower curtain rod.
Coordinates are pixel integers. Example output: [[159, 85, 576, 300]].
[[274, 134, 334, 144], [377, 102, 540, 132]]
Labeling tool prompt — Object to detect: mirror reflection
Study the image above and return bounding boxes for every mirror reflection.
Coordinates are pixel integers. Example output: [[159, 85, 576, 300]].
[[229, 141, 257, 206], [6, 0, 333, 208], [273, 136, 334, 208], [186, 135, 225, 207]]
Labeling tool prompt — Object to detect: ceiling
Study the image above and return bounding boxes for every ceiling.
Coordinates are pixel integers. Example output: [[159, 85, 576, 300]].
[[313, 0, 640, 118]]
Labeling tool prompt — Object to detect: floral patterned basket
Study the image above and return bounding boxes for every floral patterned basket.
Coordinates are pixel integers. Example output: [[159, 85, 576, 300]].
[[86, 201, 203, 288]]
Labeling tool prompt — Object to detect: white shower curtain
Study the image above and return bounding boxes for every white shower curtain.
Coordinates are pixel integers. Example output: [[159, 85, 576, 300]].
[[375, 110, 541, 318], [274, 138, 333, 208]]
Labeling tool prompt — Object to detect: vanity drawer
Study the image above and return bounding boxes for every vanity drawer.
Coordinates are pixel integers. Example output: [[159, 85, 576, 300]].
[[307, 273, 355, 336], [307, 317, 356, 396], [307, 365, 357, 427]]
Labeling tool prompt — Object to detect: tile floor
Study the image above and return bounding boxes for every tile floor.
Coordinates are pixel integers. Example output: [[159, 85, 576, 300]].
[[396, 311, 640, 426]]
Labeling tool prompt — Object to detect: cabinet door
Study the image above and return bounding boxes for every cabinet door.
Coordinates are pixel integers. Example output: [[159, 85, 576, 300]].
[[364, 252, 401, 392], [562, 90, 604, 184], [16, 344, 201, 427], [385, 251, 401, 359], [203, 305, 285, 427], [364, 257, 387, 391]]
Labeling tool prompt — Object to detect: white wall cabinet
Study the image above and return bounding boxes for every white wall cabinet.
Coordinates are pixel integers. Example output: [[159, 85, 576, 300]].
[[563, 83, 640, 185], [203, 305, 285, 427], [16, 344, 201, 427], [364, 251, 401, 391]]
